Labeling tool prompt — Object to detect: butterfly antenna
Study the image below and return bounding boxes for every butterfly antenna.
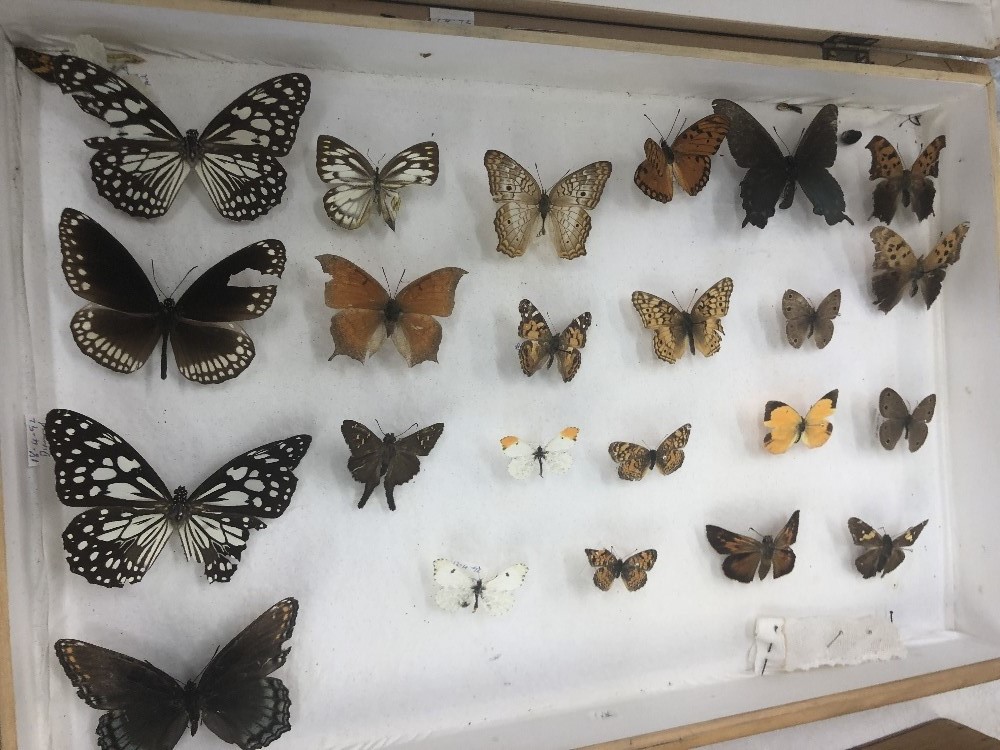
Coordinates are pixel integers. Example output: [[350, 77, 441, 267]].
[[748, 526, 763, 539], [395, 269, 406, 296], [665, 109, 682, 140], [534, 162, 547, 193], [150, 260, 167, 298], [169, 265, 199, 299], [643, 113, 666, 141], [381, 267, 391, 290], [398, 422, 419, 438], [771, 126, 793, 155], [374, 418, 385, 437]]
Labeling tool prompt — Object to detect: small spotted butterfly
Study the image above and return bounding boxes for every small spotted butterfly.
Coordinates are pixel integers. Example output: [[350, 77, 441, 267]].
[[44, 409, 311, 588]]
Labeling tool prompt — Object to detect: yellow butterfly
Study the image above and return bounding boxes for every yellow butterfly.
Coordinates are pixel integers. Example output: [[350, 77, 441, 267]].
[[631, 278, 734, 364], [763, 390, 838, 454]]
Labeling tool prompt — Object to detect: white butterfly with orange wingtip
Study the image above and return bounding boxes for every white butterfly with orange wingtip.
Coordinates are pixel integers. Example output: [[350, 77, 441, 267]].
[[432, 559, 528, 615], [500, 427, 579, 479]]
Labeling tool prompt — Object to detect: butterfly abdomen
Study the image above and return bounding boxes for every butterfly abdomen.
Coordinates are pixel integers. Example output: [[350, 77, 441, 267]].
[[538, 192, 551, 235], [184, 680, 201, 736], [383, 297, 403, 334], [646, 449, 658, 471], [472, 579, 484, 611], [167, 486, 190, 523], [183, 129, 203, 161]]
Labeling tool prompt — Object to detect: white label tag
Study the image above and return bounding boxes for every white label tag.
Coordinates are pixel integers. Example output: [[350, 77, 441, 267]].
[[25, 415, 50, 468], [429, 8, 474, 25]]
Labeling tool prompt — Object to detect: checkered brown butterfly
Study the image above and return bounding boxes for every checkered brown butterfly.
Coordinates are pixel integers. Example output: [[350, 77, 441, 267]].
[[516, 299, 591, 382], [866, 135, 946, 223], [848, 517, 928, 578], [585, 549, 658, 591]]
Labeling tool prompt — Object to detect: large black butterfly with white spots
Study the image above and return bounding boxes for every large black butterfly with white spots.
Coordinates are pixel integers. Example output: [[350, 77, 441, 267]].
[[56, 597, 298, 750], [44, 409, 311, 588], [59, 208, 285, 384], [15, 47, 310, 220]]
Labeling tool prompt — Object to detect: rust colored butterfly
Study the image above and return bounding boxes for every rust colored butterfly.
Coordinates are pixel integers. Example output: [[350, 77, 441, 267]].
[[316, 255, 466, 367], [763, 390, 838, 454], [870, 224, 968, 313], [781, 288, 841, 349], [607, 424, 691, 481], [866, 135, 945, 223], [878, 388, 936, 452], [848, 517, 928, 578], [706, 510, 799, 583], [516, 299, 591, 382], [633, 113, 730, 203], [631, 278, 734, 364], [585, 549, 657, 591]]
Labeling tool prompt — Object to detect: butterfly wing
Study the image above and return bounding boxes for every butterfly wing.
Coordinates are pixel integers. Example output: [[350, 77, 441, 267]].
[[374, 141, 440, 230], [690, 277, 734, 357], [607, 441, 652, 481], [870, 226, 919, 314], [671, 113, 730, 196], [340, 420, 384, 510], [619, 550, 657, 591], [848, 517, 885, 578], [866, 136, 905, 224], [316, 255, 390, 363], [781, 289, 815, 349], [585, 548, 620, 591], [432, 559, 480, 611], [770, 510, 800, 579], [794, 104, 853, 226], [878, 387, 909, 451], [907, 135, 946, 221], [392, 266, 468, 367], [547, 161, 613, 259], [315, 136, 377, 229], [655, 423, 691, 476], [762, 402, 803, 455], [484, 150, 543, 257], [802, 389, 838, 448], [812, 289, 841, 349], [383, 424, 445, 511], [555, 312, 592, 382], [55, 639, 189, 750], [480, 564, 529, 615], [58, 209, 163, 375], [634, 138, 674, 203], [705, 526, 763, 584], [198, 598, 298, 749], [906, 394, 937, 452], [500, 437, 539, 479], [630, 291, 688, 364], [541, 427, 579, 476], [882, 519, 930, 575], [517, 299, 555, 376], [919, 222, 969, 310]]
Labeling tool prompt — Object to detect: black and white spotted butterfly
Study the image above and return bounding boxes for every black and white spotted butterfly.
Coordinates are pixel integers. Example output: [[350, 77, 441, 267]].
[[316, 136, 439, 230], [56, 597, 298, 750], [59, 208, 285, 384], [44, 409, 311, 588], [15, 48, 310, 220]]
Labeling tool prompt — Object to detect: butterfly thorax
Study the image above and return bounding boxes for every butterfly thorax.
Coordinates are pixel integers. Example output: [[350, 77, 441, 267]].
[[538, 192, 551, 234], [379, 434, 397, 476], [761, 535, 775, 556], [533, 446, 546, 476], [383, 297, 402, 335], [660, 139, 676, 165], [183, 129, 203, 161], [646, 449, 658, 470], [167, 486, 191, 523], [183, 680, 202, 736], [471, 578, 484, 611]]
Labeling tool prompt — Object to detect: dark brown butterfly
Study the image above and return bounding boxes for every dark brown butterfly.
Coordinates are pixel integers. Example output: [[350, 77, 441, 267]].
[[878, 388, 936, 452], [633, 113, 730, 203], [55, 598, 298, 750], [585, 549, 657, 591], [341, 420, 443, 511], [870, 223, 969, 313], [607, 424, 691, 481], [712, 99, 853, 228], [516, 300, 591, 382], [781, 289, 841, 349], [866, 135, 945, 223], [706, 510, 799, 583], [848, 517, 928, 578]]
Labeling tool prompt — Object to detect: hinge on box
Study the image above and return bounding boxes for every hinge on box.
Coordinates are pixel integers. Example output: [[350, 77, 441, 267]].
[[821, 34, 878, 64]]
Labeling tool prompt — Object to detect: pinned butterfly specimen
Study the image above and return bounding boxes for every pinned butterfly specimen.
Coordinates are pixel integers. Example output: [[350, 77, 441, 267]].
[[516, 299, 591, 382], [585, 549, 657, 592], [705, 510, 800, 583], [483, 150, 612, 259], [55, 597, 298, 749], [633, 113, 730, 203], [58, 209, 285, 383], [432, 559, 528, 614], [341, 420, 443, 511], [316, 255, 466, 367], [781, 288, 841, 349], [500, 427, 578, 479], [16, 48, 310, 220], [316, 136, 439, 231], [607, 424, 691, 481], [878, 388, 936, 452], [44, 409, 311, 587], [711, 99, 853, 228], [870, 223, 969, 313], [763, 390, 838, 454], [631, 278, 734, 364], [848, 517, 929, 578], [866, 135, 945, 223]]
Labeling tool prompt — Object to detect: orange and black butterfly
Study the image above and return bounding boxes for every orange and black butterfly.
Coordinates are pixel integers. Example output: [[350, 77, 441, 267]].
[[516, 299, 591, 382], [848, 517, 928, 578], [585, 549, 657, 591], [706, 510, 799, 583], [631, 278, 734, 364], [607, 424, 691, 481], [870, 224, 968, 314], [866, 135, 945, 224], [316, 255, 466, 367], [763, 390, 838, 454], [633, 113, 730, 203], [878, 388, 936, 453]]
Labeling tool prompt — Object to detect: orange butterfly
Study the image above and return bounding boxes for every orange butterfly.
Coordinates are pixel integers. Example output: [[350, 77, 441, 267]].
[[763, 390, 838, 454], [316, 255, 466, 367], [633, 114, 730, 203]]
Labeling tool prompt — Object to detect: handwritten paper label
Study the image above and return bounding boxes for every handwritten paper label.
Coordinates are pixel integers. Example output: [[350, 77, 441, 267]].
[[25, 415, 50, 468]]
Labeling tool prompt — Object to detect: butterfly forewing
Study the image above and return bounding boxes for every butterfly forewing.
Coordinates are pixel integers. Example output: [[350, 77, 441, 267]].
[[655, 423, 692, 475]]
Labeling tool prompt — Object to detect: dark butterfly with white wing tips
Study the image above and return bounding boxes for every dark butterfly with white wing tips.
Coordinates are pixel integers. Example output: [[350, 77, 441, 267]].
[[56, 597, 298, 750], [16, 48, 310, 220], [711, 99, 853, 228], [44, 409, 310, 587], [59, 209, 284, 384], [878, 388, 936, 452], [781, 288, 840, 349], [848, 517, 928, 578], [706, 510, 800, 583], [341, 420, 444, 511]]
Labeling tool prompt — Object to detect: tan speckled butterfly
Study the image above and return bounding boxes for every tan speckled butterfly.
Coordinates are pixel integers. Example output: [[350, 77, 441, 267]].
[[516, 299, 591, 382], [585, 549, 657, 591], [608, 424, 691, 481], [871, 224, 968, 313], [631, 278, 734, 364], [866, 135, 945, 224]]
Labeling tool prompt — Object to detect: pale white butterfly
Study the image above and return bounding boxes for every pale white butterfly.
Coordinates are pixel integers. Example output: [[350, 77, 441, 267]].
[[483, 150, 612, 260], [432, 559, 528, 615], [316, 136, 439, 231], [499, 427, 578, 479]]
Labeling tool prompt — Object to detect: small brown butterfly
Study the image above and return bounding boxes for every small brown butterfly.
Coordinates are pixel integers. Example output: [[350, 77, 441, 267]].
[[848, 517, 928, 578], [316, 255, 466, 367], [870, 224, 968, 313], [781, 289, 841, 349], [633, 113, 730, 203], [706, 510, 799, 583], [516, 299, 591, 382], [866, 135, 945, 223], [607, 424, 691, 481], [878, 388, 936, 452], [585, 549, 657, 591], [631, 278, 734, 364]]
